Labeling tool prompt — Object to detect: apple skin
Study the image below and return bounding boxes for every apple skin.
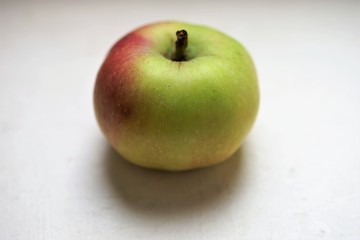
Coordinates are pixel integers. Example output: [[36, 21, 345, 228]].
[[94, 21, 259, 171]]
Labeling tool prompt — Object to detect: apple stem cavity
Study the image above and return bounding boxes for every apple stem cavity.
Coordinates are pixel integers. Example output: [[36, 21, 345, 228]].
[[172, 30, 188, 61]]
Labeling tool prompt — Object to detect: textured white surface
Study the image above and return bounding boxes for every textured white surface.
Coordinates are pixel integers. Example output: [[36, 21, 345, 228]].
[[1, 0, 360, 239]]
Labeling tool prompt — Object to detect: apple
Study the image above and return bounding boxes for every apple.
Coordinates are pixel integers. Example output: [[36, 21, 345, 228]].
[[94, 21, 259, 171]]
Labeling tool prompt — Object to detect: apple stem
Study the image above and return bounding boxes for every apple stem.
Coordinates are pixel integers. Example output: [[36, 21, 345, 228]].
[[172, 30, 188, 61]]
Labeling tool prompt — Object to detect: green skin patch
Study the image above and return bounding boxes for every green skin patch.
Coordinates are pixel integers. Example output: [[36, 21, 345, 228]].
[[95, 21, 259, 171]]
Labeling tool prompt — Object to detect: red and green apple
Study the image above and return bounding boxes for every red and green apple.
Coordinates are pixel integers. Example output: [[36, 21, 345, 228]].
[[94, 21, 259, 171]]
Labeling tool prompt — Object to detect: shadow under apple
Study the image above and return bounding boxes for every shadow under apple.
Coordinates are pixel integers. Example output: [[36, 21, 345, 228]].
[[103, 144, 246, 216]]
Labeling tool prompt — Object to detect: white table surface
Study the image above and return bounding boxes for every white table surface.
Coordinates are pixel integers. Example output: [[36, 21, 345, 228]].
[[1, 0, 359, 239]]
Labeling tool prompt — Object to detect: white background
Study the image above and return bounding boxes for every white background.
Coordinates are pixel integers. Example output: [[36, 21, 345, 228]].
[[1, 0, 359, 239]]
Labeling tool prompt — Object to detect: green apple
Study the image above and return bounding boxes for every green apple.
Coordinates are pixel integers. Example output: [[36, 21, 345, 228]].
[[94, 21, 259, 171]]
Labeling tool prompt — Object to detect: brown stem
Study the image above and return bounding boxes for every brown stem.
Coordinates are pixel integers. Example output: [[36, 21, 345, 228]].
[[172, 30, 188, 61]]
